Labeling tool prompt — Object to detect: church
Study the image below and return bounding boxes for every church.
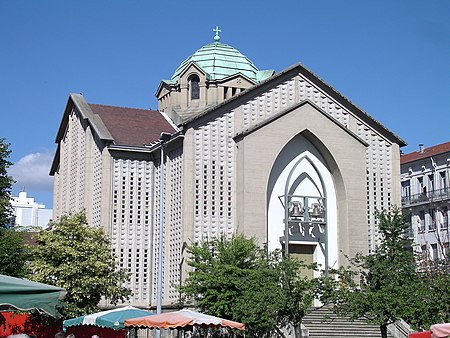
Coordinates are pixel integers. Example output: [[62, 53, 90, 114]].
[[50, 29, 406, 309]]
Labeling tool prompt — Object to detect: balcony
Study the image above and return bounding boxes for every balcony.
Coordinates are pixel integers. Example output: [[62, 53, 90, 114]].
[[402, 187, 450, 207]]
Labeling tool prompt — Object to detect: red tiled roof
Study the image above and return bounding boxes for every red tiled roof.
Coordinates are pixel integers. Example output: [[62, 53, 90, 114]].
[[89, 104, 176, 147], [401, 141, 450, 164]]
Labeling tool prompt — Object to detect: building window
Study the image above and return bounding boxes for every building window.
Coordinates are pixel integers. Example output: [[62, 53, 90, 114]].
[[428, 174, 434, 193], [401, 180, 411, 204], [440, 207, 448, 229], [431, 243, 438, 260], [401, 180, 411, 197], [418, 210, 425, 233], [421, 244, 427, 255], [428, 208, 436, 231], [189, 74, 200, 100], [417, 177, 424, 195], [439, 171, 447, 190]]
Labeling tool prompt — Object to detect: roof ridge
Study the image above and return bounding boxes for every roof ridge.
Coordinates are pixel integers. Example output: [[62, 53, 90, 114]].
[[89, 103, 157, 112], [400, 141, 450, 164], [403, 141, 450, 156]]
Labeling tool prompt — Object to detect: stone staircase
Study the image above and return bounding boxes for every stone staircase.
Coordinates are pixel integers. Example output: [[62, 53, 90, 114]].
[[302, 306, 395, 338]]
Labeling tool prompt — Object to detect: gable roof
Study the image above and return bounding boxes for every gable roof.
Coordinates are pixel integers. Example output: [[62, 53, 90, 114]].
[[89, 104, 175, 147], [54, 94, 176, 147], [51, 94, 177, 175], [182, 63, 407, 147], [400, 141, 450, 164]]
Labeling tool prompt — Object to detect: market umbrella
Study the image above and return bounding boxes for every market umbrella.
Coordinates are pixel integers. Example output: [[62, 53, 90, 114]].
[[125, 309, 245, 330], [63, 305, 153, 330], [0, 274, 66, 318], [409, 331, 432, 338], [430, 323, 450, 338]]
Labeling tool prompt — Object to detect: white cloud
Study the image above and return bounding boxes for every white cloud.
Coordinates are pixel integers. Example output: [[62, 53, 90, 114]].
[[8, 152, 54, 193]]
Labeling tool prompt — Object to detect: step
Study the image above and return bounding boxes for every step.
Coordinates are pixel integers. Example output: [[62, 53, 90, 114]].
[[303, 307, 393, 338]]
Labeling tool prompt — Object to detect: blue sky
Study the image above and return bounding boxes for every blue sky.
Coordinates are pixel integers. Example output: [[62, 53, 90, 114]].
[[1, 0, 449, 208]]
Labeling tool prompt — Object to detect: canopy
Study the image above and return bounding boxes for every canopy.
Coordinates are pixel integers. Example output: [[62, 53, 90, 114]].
[[0, 274, 66, 318], [410, 331, 432, 338], [431, 323, 450, 338], [63, 305, 153, 330], [125, 309, 245, 331]]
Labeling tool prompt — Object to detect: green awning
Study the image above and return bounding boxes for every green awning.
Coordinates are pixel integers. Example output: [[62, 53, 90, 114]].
[[0, 274, 66, 318]]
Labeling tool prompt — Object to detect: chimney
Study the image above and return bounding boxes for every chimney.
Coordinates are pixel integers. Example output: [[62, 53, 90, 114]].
[[419, 144, 424, 153]]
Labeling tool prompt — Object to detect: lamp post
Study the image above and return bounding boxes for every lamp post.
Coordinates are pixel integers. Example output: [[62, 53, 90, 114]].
[[156, 132, 172, 338]]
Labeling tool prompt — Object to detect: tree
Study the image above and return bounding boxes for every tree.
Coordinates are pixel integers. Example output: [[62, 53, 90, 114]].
[[179, 233, 316, 338], [276, 253, 316, 338], [0, 138, 15, 228], [28, 211, 131, 318], [415, 213, 450, 327], [321, 208, 418, 338], [407, 240, 450, 329], [0, 226, 29, 277]]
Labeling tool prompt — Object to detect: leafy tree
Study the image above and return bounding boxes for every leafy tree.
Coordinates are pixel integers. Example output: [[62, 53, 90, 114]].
[[0, 138, 15, 228], [407, 244, 450, 329], [276, 254, 316, 338], [321, 208, 418, 338], [0, 226, 29, 277], [28, 211, 131, 318], [179, 233, 315, 338]]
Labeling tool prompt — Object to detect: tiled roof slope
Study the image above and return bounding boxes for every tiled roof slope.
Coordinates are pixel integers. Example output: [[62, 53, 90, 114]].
[[401, 141, 450, 164], [89, 104, 176, 147]]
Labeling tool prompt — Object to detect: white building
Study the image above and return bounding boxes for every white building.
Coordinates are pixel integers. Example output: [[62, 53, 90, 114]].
[[10, 191, 52, 229], [51, 32, 405, 308], [401, 142, 450, 260]]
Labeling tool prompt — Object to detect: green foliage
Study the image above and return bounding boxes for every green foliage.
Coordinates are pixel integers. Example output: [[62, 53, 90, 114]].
[[0, 138, 15, 228], [276, 253, 316, 333], [179, 233, 316, 338], [28, 211, 131, 318], [407, 250, 450, 329], [0, 227, 29, 277], [320, 208, 418, 338]]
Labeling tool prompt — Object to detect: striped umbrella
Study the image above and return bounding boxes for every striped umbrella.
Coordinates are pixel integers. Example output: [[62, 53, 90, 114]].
[[64, 305, 153, 330]]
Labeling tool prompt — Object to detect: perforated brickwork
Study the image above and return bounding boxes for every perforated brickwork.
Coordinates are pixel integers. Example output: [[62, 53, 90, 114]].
[[242, 80, 296, 129], [194, 113, 235, 241], [91, 143, 102, 228], [167, 147, 183, 302], [152, 157, 162, 304], [112, 158, 153, 304]]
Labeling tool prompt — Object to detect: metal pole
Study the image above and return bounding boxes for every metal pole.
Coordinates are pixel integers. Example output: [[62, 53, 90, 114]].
[[323, 199, 329, 277], [284, 191, 289, 256], [156, 141, 165, 338], [283, 157, 305, 257]]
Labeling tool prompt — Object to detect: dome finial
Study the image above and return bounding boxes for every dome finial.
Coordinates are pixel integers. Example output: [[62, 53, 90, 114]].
[[213, 26, 221, 42]]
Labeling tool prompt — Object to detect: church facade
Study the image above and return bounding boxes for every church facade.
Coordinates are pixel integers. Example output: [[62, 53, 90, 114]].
[[51, 32, 406, 308]]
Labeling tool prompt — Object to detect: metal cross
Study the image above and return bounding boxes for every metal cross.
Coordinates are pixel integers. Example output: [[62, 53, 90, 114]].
[[213, 26, 221, 42]]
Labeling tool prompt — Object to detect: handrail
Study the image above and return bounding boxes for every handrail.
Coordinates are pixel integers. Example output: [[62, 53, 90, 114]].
[[402, 187, 450, 207], [388, 319, 414, 338]]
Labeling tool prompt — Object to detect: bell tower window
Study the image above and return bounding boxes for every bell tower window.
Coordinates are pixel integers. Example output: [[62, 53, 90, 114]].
[[189, 74, 200, 100]]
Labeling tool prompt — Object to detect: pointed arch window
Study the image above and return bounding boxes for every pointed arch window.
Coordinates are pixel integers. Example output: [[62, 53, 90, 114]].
[[189, 74, 200, 100]]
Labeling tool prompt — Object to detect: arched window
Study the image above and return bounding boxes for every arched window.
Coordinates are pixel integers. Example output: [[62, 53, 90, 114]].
[[189, 75, 200, 100]]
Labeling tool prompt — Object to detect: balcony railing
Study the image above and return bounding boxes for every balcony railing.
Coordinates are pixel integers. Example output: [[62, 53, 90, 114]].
[[402, 187, 450, 207]]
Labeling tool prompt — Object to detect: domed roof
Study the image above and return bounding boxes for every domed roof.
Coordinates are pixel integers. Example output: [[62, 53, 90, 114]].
[[171, 41, 273, 83]]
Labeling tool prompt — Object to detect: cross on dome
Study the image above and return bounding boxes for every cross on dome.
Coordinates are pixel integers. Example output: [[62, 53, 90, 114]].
[[213, 26, 221, 42]]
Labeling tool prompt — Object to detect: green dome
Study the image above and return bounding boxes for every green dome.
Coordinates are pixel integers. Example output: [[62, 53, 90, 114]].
[[171, 42, 271, 83]]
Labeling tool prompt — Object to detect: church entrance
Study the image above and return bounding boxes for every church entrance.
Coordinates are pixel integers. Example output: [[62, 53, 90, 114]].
[[288, 244, 315, 279]]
